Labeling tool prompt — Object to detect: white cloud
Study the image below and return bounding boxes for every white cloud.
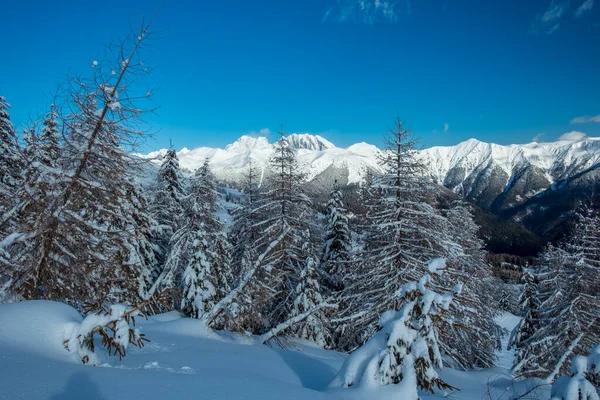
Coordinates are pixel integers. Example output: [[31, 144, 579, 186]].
[[575, 0, 594, 17], [323, 0, 400, 24], [570, 115, 600, 123], [444, 123, 449, 133], [532, 133, 545, 142], [246, 128, 271, 137], [531, 1, 570, 34], [558, 131, 587, 141]]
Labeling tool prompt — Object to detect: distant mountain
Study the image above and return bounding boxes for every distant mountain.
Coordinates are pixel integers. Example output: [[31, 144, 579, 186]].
[[140, 133, 600, 242], [138, 134, 382, 185]]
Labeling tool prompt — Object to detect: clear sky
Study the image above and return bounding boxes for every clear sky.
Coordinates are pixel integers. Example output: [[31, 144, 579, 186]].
[[1, 0, 599, 151]]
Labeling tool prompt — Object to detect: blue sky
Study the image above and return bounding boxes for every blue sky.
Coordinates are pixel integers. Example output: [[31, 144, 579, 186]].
[[1, 0, 599, 151]]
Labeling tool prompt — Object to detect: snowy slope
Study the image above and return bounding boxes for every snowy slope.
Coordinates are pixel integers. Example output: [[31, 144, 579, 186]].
[[0, 301, 550, 400]]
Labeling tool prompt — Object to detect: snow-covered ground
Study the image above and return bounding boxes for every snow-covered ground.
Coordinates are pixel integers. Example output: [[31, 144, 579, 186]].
[[0, 301, 549, 399]]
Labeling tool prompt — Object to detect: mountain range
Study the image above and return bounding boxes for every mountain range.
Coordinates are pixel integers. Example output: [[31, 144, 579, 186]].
[[140, 133, 600, 244]]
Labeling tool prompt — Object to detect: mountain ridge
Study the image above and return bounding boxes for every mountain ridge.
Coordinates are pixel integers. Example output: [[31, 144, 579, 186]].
[[139, 133, 600, 244]]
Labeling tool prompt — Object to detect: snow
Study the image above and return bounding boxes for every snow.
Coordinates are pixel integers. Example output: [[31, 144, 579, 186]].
[[0, 302, 557, 399], [137, 134, 600, 191]]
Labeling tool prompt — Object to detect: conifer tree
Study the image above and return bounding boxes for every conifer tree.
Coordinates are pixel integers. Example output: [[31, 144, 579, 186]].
[[151, 147, 186, 269], [513, 207, 600, 380], [289, 237, 330, 347], [321, 180, 351, 292], [0, 96, 22, 237], [551, 347, 600, 400], [249, 130, 317, 330], [331, 258, 457, 399], [335, 118, 456, 351], [508, 267, 540, 352], [39, 104, 61, 167], [1, 24, 159, 305], [230, 158, 260, 277], [172, 160, 232, 322], [440, 201, 501, 369]]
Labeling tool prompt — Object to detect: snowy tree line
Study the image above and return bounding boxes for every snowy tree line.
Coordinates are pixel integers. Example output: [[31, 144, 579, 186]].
[[510, 205, 600, 390], [1, 24, 598, 398]]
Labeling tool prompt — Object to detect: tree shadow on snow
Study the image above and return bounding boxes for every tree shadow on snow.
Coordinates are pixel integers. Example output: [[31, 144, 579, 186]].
[[49, 372, 105, 400], [274, 348, 337, 391]]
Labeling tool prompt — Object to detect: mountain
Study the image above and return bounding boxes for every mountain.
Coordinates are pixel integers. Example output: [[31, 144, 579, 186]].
[[138, 134, 382, 185], [140, 133, 600, 241]]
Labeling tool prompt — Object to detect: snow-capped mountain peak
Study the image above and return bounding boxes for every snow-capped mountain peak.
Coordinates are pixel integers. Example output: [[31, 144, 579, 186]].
[[224, 135, 271, 153], [286, 133, 335, 151], [140, 134, 600, 213]]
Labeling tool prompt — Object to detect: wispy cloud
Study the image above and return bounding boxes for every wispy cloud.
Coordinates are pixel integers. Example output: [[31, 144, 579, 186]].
[[575, 0, 594, 17], [531, 0, 571, 35], [571, 115, 600, 123], [323, 0, 401, 24], [245, 128, 271, 137], [558, 131, 587, 141], [444, 123, 449, 133], [532, 133, 545, 142]]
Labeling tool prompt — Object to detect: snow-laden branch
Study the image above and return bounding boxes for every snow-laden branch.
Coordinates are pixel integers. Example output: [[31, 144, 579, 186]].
[[201, 227, 291, 326], [259, 302, 338, 344]]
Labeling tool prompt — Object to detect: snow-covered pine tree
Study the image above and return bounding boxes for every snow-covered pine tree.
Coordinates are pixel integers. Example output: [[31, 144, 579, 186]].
[[229, 157, 260, 279], [176, 160, 233, 322], [288, 235, 330, 347], [331, 258, 457, 399], [248, 130, 318, 332], [508, 267, 540, 352], [438, 200, 502, 369], [513, 208, 600, 380], [224, 158, 264, 331], [39, 104, 61, 167], [150, 147, 186, 278], [0, 96, 23, 237], [181, 223, 218, 318], [320, 179, 351, 293], [22, 125, 39, 164], [335, 118, 455, 351], [1, 25, 159, 305], [551, 347, 600, 400]]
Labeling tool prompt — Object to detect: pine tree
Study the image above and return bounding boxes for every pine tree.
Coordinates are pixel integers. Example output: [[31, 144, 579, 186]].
[[335, 118, 456, 351], [1, 25, 159, 305], [513, 208, 600, 380], [321, 180, 351, 292], [173, 160, 233, 322], [39, 104, 61, 167], [551, 348, 600, 400], [508, 267, 540, 351], [331, 258, 457, 399], [0, 96, 23, 237], [248, 130, 318, 331], [182, 224, 218, 317], [439, 201, 502, 369], [289, 237, 330, 347], [150, 147, 186, 274], [230, 158, 260, 278], [22, 125, 39, 164], [224, 159, 264, 331]]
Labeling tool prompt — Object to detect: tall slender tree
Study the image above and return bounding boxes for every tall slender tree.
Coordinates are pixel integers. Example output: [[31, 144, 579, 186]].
[[335, 118, 456, 351], [321, 180, 351, 292], [174, 159, 233, 326], [1, 22, 159, 305], [247, 130, 318, 330], [513, 207, 600, 380], [0, 96, 22, 238], [440, 201, 501, 369]]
